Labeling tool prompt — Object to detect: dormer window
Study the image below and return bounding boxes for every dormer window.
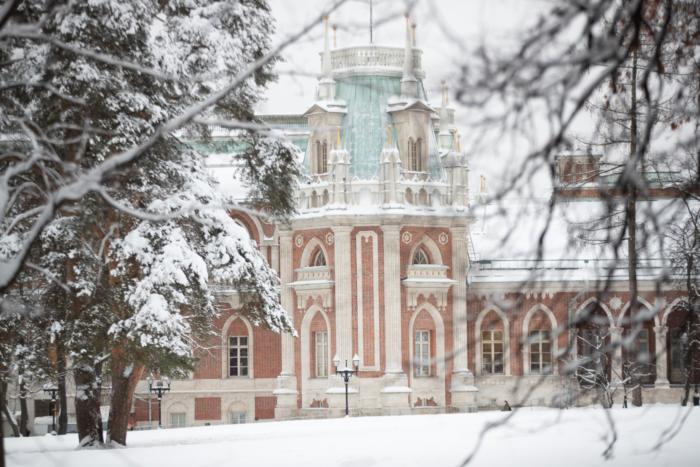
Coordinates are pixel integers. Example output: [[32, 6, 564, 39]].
[[412, 248, 430, 265], [408, 138, 423, 172], [312, 248, 327, 267]]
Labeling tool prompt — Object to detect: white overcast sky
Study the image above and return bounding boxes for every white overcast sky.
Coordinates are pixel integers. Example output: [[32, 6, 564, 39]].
[[260, 0, 553, 191]]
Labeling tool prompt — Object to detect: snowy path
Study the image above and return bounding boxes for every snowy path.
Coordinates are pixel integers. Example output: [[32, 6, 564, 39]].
[[6, 405, 699, 467]]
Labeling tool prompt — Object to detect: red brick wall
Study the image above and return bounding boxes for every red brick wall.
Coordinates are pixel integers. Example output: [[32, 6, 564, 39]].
[[195, 397, 221, 420], [255, 396, 276, 420], [350, 227, 385, 376], [133, 397, 159, 423]]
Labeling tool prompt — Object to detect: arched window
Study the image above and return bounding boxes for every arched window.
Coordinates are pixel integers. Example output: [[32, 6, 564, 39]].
[[414, 330, 431, 376], [528, 330, 552, 374], [408, 138, 423, 172], [482, 329, 504, 374], [312, 248, 327, 267], [575, 304, 611, 386], [412, 248, 430, 265], [315, 140, 321, 173]]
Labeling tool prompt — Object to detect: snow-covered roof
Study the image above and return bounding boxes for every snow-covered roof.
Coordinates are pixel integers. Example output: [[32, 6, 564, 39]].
[[469, 193, 695, 283]]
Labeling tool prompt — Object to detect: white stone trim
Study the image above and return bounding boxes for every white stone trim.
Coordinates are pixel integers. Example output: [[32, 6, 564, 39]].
[[299, 236, 331, 268], [408, 302, 446, 380], [616, 296, 661, 326], [300, 305, 332, 385], [521, 304, 558, 376], [474, 306, 511, 376], [356, 231, 381, 371], [661, 297, 688, 326], [221, 314, 254, 379], [408, 234, 444, 265]]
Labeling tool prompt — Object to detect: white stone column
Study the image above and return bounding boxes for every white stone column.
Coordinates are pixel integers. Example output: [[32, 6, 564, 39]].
[[610, 326, 623, 385], [654, 325, 670, 387], [332, 226, 353, 362], [380, 224, 410, 411], [274, 229, 298, 418], [270, 241, 280, 275], [450, 227, 477, 409]]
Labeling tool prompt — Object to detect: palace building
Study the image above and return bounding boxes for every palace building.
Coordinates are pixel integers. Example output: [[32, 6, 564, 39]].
[[124, 17, 695, 428]]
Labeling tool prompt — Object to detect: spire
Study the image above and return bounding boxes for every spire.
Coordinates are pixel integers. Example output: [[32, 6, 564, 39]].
[[323, 15, 331, 77], [332, 23, 337, 48], [412, 22, 417, 46], [400, 13, 418, 98], [439, 81, 452, 149], [318, 15, 336, 101]]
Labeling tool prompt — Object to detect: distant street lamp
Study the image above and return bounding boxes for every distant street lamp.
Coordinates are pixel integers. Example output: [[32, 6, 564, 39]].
[[333, 354, 360, 416], [147, 376, 170, 428], [42, 384, 58, 434]]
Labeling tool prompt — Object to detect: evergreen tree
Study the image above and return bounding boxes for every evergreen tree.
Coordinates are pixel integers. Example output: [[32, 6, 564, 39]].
[[1, 0, 299, 447]]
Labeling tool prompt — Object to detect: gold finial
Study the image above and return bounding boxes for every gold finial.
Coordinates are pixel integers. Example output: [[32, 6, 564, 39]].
[[336, 127, 341, 148], [386, 125, 393, 146], [411, 23, 416, 46], [332, 24, 337, 48], [456, 131, 461, 152]]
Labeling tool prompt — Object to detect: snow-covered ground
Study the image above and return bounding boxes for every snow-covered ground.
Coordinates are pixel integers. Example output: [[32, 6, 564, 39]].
[[6, 405, 699, 467]]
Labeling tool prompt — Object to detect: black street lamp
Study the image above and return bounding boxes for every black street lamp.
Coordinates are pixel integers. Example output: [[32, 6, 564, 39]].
[[147, 376, 170, 428], [333, 354, 360, 416], [42, 384, 58, 434]]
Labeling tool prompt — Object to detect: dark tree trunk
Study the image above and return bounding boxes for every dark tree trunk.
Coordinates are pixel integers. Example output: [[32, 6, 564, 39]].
[[107, 345, 145, 446], [18, 379, 29, 436], [74, 364, 104, 446], [1, 380, 19, 437], [56, 339, 68, 435], [681, 256, 698, 406], [626, 47, 642, 407]]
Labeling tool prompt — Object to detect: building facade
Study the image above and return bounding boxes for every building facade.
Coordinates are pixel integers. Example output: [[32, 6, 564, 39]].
[[126, 17, 699, 429]]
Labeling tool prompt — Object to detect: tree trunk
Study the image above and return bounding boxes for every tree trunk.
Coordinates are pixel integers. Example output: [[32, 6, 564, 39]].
[[681, 255, 698, 406], [107, 345, 145, 446], [18, 379, 29, 436], [74, 363, 104, 446], [56, 338, 68, 435], [1, 381, 19, 437], [626, 46, 642, 407]]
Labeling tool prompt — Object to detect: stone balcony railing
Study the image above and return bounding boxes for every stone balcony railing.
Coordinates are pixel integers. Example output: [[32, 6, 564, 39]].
[[296, 176, 453, 211], [294, 266, 332, 283], [326, 46, 424, 78], [405, 264, 450, 281]]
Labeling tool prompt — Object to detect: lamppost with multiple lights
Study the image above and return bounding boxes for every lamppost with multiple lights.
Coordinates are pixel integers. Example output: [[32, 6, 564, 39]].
[[147, 376, 170, 428], [333, 354, 360, 416], [42, 384, 58, 434]]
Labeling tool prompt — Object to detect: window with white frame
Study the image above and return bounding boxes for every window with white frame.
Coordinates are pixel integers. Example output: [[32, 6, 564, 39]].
[[412, 248, 429, 265], [528, 330, 552, 374], [170, 412, 186, 428], [314, 331, 328, 377], [414, 330, 431, 377], [229, 335, 249, 377], [482, 330, 504, 374], [229, 411, 247, 424]]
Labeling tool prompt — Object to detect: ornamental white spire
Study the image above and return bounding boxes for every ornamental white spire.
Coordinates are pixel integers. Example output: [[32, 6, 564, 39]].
[[439, 81, 452, 149], [400, 13, 418, 98], [318, 15, 336, 100]]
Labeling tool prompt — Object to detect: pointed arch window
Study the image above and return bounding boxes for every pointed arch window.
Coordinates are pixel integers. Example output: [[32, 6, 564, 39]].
[[312, 249, 327, 267], [412, 248, 430, 265]]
